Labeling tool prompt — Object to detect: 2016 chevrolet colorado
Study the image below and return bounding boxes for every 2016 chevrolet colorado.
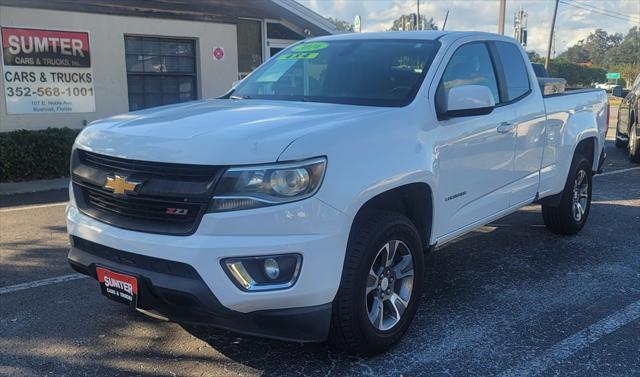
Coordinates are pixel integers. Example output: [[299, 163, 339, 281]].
[[67, 31, 607, 355]]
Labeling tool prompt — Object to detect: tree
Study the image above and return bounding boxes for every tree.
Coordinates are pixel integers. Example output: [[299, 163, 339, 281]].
[[388, 14, 438, 31], [548, 62, 606, 87], [613, 26, 640, 65], [557, 43, 592, 64], [527, 51, 543, 63], [557, 27, 638, 67], [327, 17, 354, 33]]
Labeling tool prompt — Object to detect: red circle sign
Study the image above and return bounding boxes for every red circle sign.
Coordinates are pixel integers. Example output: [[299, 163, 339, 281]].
[[213, 47, 224, 60]]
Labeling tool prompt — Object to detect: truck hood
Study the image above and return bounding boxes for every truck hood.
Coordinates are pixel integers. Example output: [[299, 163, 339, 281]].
[[76, 99, 390, 165]]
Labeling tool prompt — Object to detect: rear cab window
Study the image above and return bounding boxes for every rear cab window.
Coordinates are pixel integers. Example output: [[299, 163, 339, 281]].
[[494, 41, 531, 102]]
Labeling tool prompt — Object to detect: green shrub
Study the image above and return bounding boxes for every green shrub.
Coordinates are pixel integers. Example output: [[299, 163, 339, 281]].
[[0, 127, 80, 182], [548, 62, 607, 87]]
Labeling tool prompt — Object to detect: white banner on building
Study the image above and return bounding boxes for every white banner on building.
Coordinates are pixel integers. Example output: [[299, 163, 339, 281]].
[[1, 26, 95, 114]]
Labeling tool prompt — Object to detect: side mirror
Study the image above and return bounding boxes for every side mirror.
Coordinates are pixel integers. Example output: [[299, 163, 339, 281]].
[[444, 85, 495, 118]]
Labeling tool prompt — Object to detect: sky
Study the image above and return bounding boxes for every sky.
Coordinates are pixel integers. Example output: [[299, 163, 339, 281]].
[[298, 0, 640, 55]]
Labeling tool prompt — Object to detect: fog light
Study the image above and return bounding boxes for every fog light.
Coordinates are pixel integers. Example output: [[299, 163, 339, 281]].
[[222, 254, 302, 291], [264, 258, 280, 280]]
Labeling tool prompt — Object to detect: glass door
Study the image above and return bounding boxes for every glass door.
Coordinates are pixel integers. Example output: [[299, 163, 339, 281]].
[[266, 21, 304, 59]]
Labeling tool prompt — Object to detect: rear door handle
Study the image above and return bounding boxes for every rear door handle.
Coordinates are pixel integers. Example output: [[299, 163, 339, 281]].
[[497, 122, 515, 134]]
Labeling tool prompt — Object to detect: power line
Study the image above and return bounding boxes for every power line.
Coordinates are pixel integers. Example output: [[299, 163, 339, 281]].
[[561, 1, 639, 22], [559, 0, 640, 23], [569, 0, 640, 21]]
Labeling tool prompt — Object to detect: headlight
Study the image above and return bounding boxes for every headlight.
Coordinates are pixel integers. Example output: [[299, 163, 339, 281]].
[[209, 157, 326, 212]]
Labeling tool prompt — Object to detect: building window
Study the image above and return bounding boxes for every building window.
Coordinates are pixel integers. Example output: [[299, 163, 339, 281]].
[[237, 19, 263, 79], [124, 36, 197, 111], [266, 22, 304, 40]]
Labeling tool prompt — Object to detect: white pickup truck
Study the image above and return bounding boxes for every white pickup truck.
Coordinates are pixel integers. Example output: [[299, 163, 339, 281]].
[[67, 31, 608, 355]]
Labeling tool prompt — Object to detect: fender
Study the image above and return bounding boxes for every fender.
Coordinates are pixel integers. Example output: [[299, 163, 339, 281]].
[[538, 96, 605, 200]]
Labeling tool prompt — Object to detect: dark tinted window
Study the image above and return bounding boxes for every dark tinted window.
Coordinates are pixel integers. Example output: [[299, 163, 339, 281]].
[[237, 19, 263, 79], [438, 43, 500, 105], [125, 36, 196, 111], [267, 22, 304, 40], [495, 42, 531, 101], [233, 40, 440, 107], [532, 63, 548, 78]]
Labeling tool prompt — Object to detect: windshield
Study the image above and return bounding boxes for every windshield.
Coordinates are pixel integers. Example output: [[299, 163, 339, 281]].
[[232, 39, 440, 107]]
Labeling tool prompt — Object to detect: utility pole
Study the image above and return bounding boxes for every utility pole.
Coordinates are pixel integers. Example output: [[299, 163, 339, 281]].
[[417, 0, 420, 30], [513, 7, 528, 48], [442, 10, 449, 31], [498, 0, 506, 35], [545, 0, 559, 70]]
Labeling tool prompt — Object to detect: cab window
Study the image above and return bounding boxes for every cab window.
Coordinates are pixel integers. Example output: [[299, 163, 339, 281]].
[[494, 41, 531, 101], [437, 43, 500, 111]]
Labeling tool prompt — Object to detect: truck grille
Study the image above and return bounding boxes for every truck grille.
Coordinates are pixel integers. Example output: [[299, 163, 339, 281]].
[[71, 150, 222, 235], [84, 187, 202, 223]]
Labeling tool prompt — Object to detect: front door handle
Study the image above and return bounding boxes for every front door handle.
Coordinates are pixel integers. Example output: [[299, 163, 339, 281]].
[[497, 122, 515, 134]]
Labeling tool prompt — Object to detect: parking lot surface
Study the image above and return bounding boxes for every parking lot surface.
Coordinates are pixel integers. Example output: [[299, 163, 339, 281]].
[[1, 126, 639, 376]]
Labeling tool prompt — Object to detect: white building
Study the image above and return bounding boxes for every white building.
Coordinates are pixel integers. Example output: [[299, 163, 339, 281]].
[[0, 0, 335, 131]]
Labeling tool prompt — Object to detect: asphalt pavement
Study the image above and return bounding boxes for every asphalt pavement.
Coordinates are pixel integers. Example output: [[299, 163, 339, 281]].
[[1, 125, 639, 376]]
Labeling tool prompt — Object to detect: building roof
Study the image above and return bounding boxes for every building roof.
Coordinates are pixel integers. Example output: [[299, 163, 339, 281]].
[[0, 0, 337, 36]]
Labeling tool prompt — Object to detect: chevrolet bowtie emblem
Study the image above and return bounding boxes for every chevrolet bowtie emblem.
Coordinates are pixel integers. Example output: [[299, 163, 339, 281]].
[[104, 175, 140, 195]]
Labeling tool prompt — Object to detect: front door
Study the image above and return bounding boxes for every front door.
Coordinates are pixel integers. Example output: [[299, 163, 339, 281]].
[[434, 42, 517, 238]]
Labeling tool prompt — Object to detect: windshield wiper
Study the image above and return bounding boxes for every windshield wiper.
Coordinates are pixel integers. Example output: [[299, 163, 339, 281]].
[[230, 95, 251, 100]]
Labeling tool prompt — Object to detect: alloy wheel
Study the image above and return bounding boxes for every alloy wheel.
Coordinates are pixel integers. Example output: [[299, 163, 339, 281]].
[[365, 240, 414, 331], [572, 169, 589, 222]]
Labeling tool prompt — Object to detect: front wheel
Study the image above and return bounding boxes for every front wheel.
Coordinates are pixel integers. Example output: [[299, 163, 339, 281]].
[[542, 154, 592, 235], [329, 211, 424, 355]]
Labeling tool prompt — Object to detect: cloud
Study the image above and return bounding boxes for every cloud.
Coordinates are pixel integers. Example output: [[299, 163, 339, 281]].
[[299, 0, 640, 55]]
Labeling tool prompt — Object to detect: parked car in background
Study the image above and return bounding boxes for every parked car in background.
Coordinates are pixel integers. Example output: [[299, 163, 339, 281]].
[[615, 74, 640, 162], [596, 82, 617, 91], [67, 31, 608, 355]]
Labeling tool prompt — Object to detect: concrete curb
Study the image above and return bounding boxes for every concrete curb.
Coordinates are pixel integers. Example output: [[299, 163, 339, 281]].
[[0, 178, 69, 196]]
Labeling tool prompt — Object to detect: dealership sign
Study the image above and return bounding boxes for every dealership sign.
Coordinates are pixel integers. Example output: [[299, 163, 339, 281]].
[[1, 26, 95, 114]]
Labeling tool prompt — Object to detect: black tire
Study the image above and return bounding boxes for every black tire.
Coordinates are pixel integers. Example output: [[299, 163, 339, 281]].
[[628, 121, 639, 163], [615, 117, 626, 148], [329, 211, 424, 356], [615, 128, 627, 148], [542, 154, 592, 235]]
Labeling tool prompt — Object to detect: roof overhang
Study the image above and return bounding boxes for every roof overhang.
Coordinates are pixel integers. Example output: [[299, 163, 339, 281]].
[[0, 0, 337, 36]]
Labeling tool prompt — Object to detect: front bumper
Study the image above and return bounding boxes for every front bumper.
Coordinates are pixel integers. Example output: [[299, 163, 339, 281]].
[[66, 192, 349, 342], [68, 237, 332, 342]]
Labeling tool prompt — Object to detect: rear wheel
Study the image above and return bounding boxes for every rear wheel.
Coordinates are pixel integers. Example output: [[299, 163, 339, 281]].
[[628, 121, 639, 163], [615, 117, 626, 148], [329, 211, 424, 355], [542, 154, 592, 235]]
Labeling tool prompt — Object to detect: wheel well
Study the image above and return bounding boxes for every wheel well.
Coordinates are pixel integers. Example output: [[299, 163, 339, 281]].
[[353, 183, 433, 250], [575, 137, 596, 171]]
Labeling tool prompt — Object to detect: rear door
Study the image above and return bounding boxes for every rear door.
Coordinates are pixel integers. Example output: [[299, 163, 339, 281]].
[[433, 41, 518, 238]]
